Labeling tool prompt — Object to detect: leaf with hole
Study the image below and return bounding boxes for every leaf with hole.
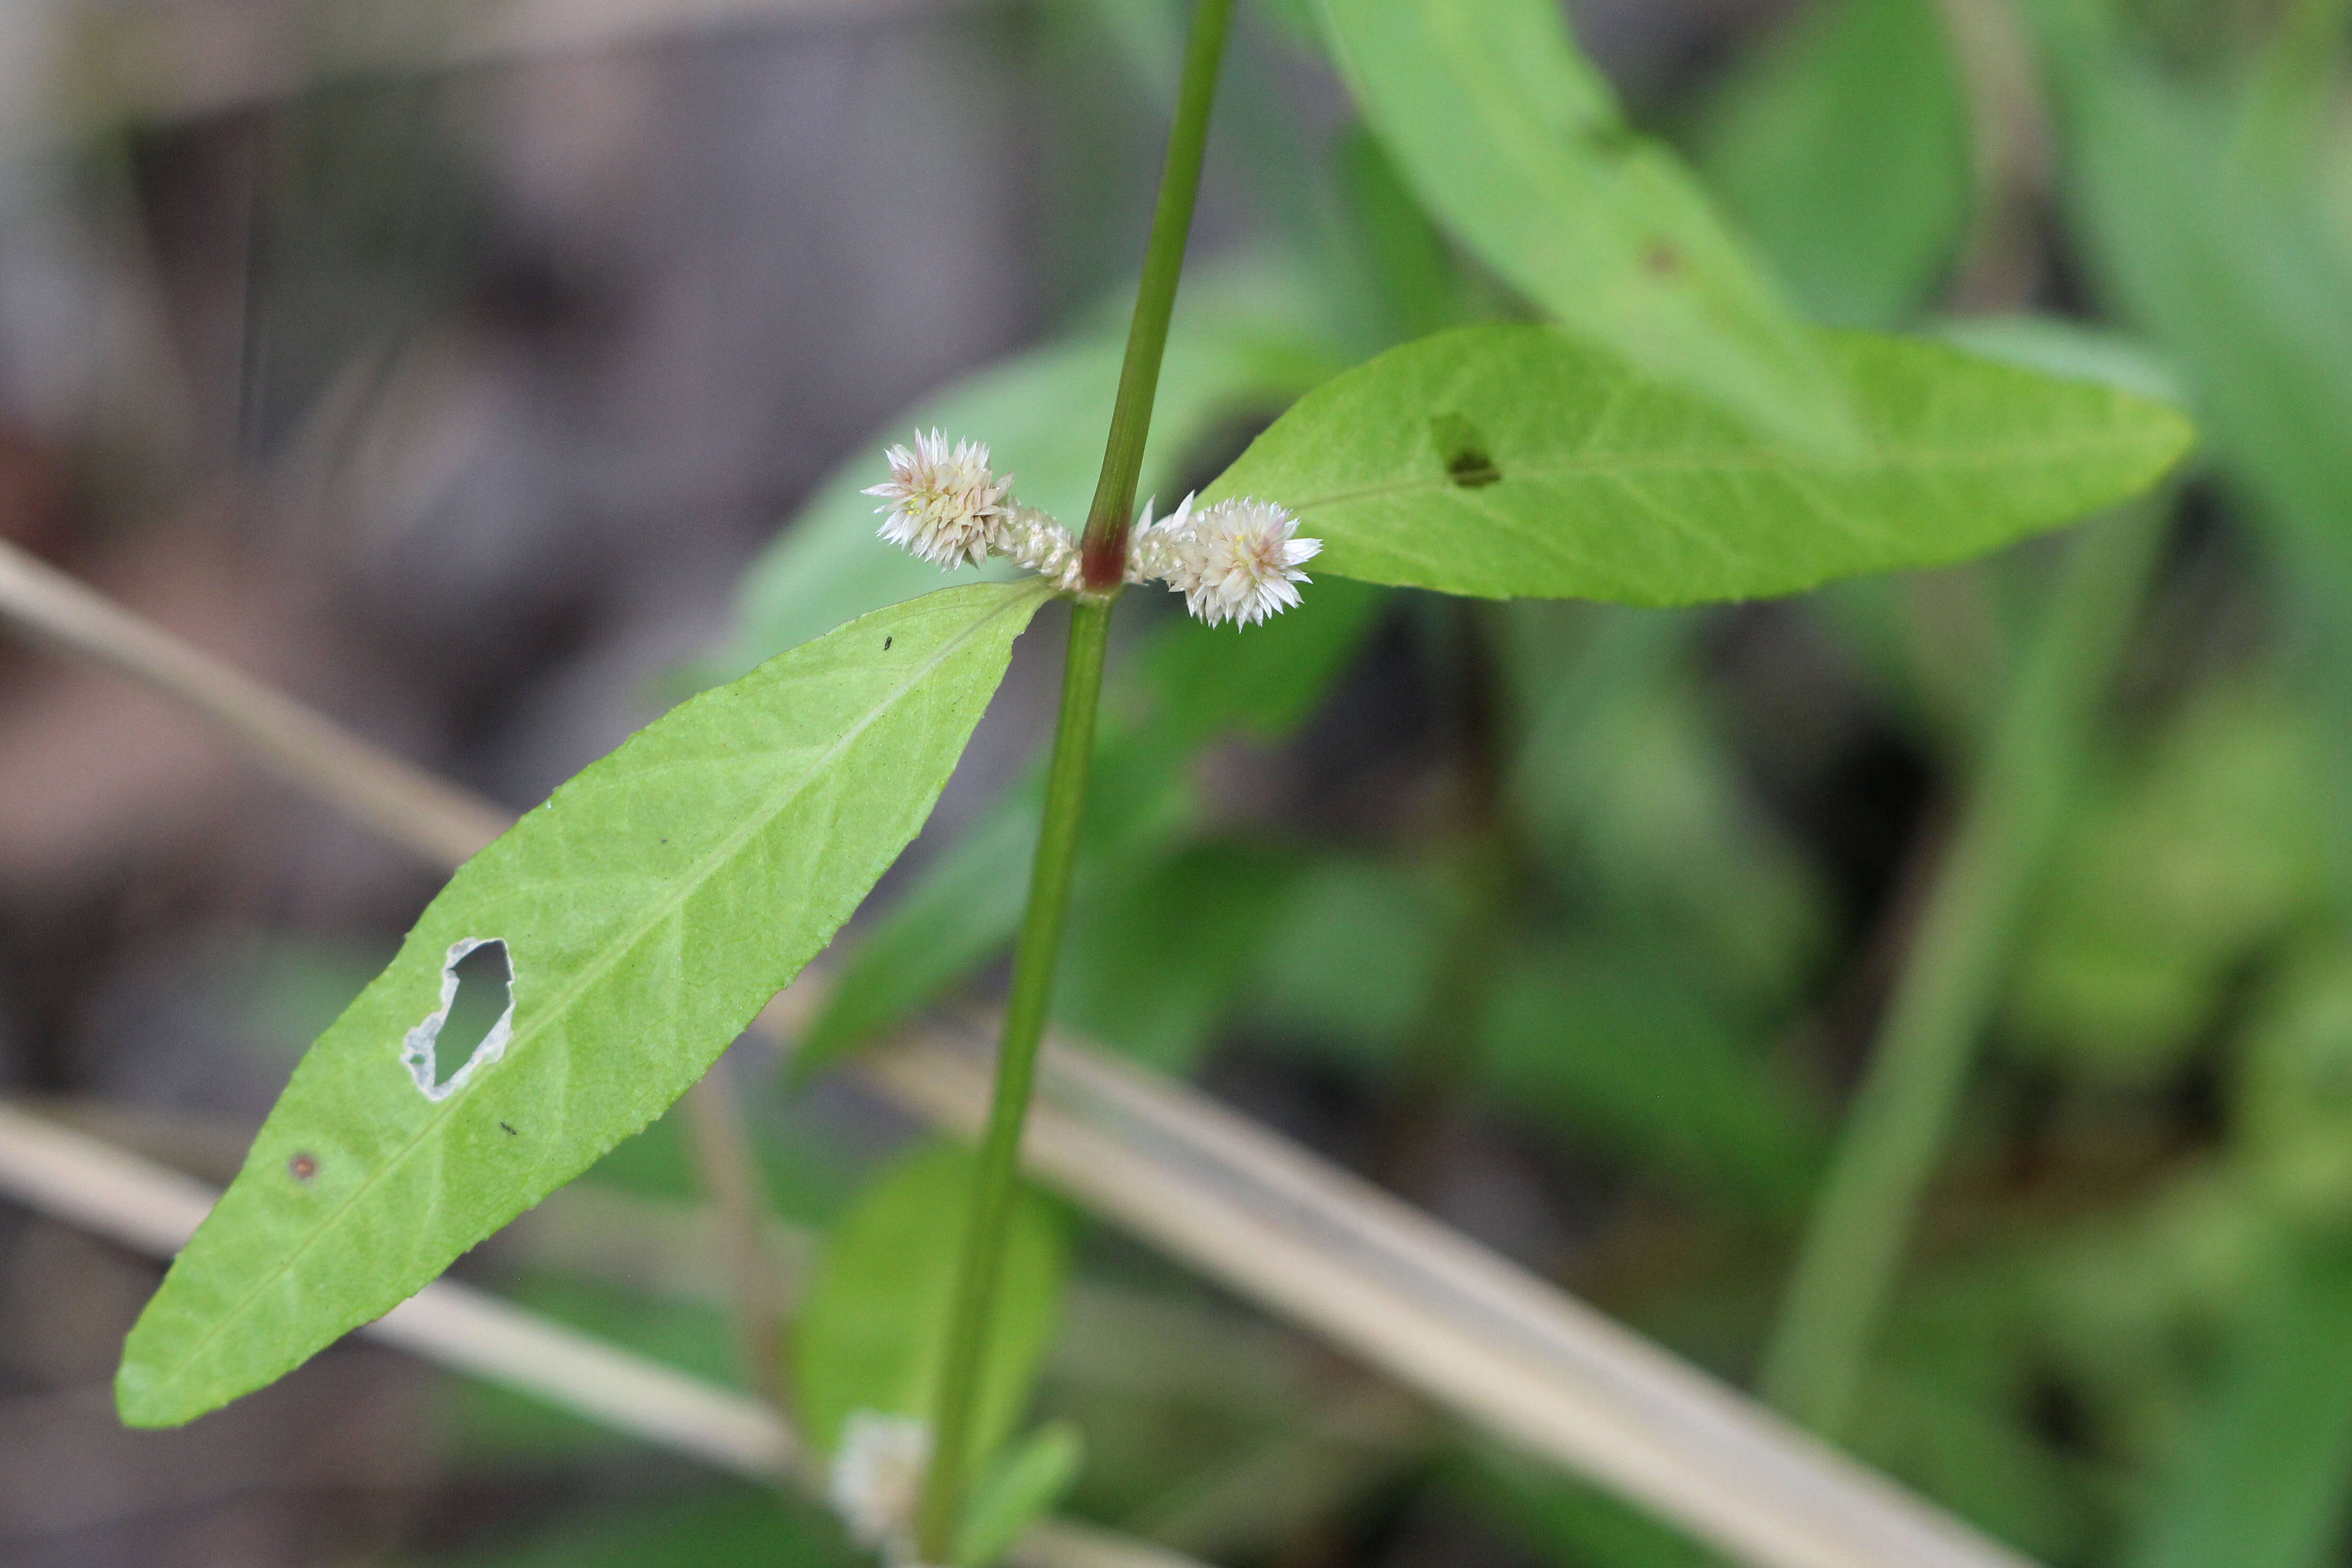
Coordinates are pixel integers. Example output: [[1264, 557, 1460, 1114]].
[[116, 580, 1052, 1428], [1315, 0, 1859, 451], [1207, 323, 2193, 604]]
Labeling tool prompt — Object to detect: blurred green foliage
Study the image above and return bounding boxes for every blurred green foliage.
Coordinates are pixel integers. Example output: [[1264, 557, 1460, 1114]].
[[1693, 0, 1972, 327], [412, 1487, 857, 1568], [672, 0, 2320, 1550], [794, 1142, 1069, 1477], [142, 0, 2352, 1560]]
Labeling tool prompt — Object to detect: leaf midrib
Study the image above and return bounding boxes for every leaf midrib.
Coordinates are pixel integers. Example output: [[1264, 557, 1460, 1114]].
[[144, 580, 1048, 1402], [1281, 428, 2160, 515]]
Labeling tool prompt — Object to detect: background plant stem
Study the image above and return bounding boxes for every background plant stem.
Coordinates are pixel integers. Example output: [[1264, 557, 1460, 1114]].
[[919, 3, 1234, 1550], [1757, 505, 2168, 1437], [1373, 601, 1520, 1194], [679, 1069, 793, 1422], [1077, 0, 1236, 587]]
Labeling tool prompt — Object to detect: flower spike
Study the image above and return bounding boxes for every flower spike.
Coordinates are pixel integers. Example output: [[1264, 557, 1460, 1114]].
[[864, 429, 1014, 571], [1001, 503, 1085, 593], [1156, 497, 1321, 628], [866, 436, 1320, 626]]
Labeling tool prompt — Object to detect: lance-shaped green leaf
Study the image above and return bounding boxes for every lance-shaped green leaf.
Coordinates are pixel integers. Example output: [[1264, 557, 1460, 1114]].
[[1207, 323, 2193, 604], [117, 580, 1052, 1428], [1316, 0, 1861, 453]]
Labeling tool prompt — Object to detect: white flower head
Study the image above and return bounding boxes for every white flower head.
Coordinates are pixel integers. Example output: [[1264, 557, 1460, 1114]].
[[865, 428, 1014, 570], [1160, 497, 1321, 628], [829, 1411, 933, 1563]]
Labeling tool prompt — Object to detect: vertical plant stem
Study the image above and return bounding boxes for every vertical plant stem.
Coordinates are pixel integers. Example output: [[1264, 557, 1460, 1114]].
[[1078, 0, 1237, 586], [918, 600, 1109, 1561], [920, 3, 1233, 1554], [1757, 505, 2168, 1438], [1929, 0, 2050, 312]]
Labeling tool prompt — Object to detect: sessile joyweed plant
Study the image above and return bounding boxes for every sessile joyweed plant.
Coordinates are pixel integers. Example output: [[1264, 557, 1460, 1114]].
[[114, 0, 2192, 1563]]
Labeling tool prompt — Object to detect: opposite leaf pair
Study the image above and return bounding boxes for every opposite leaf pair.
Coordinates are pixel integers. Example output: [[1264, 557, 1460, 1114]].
[[115, 319, 2188, 1446]]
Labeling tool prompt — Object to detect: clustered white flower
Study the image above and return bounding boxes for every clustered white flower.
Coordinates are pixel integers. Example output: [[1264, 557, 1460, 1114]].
[[868, 429, 1012, 571], [867, 430, 1320, 628], [828, 1409, 933, 1566]]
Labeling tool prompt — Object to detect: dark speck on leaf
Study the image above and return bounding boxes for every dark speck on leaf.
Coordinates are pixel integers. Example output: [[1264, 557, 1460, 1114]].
[[1643, 242, 1682, 279], [289, 1152, 318, 1181], [1430, 412, 1503, 489], [884, 636, 893, 651], [500, 1121, 517, 1136]]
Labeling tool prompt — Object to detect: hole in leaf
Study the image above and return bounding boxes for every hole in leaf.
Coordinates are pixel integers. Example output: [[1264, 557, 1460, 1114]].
[[401, 938, 515, 1101], [1431, 413, 1502, 488], [438, 943, 511, 1081]]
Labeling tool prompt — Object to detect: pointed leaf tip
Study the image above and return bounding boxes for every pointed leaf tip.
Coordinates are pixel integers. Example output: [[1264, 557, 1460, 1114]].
[[1209, 324, 2192, 605]]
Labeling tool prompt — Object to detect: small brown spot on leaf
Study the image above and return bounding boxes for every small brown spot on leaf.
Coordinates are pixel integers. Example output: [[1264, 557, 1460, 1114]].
[[289, 1152, 319, 1181], [1643, 242, 1682, 279], [1431, 413, 1503, 489]]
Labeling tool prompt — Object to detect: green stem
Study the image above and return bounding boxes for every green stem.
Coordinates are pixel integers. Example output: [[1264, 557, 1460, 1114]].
[[917, 600, 1109, 1561], [1756, 506, 2168, 1438], [1078, 0, 1237, 588], [918, 4, 1233, 1554]]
